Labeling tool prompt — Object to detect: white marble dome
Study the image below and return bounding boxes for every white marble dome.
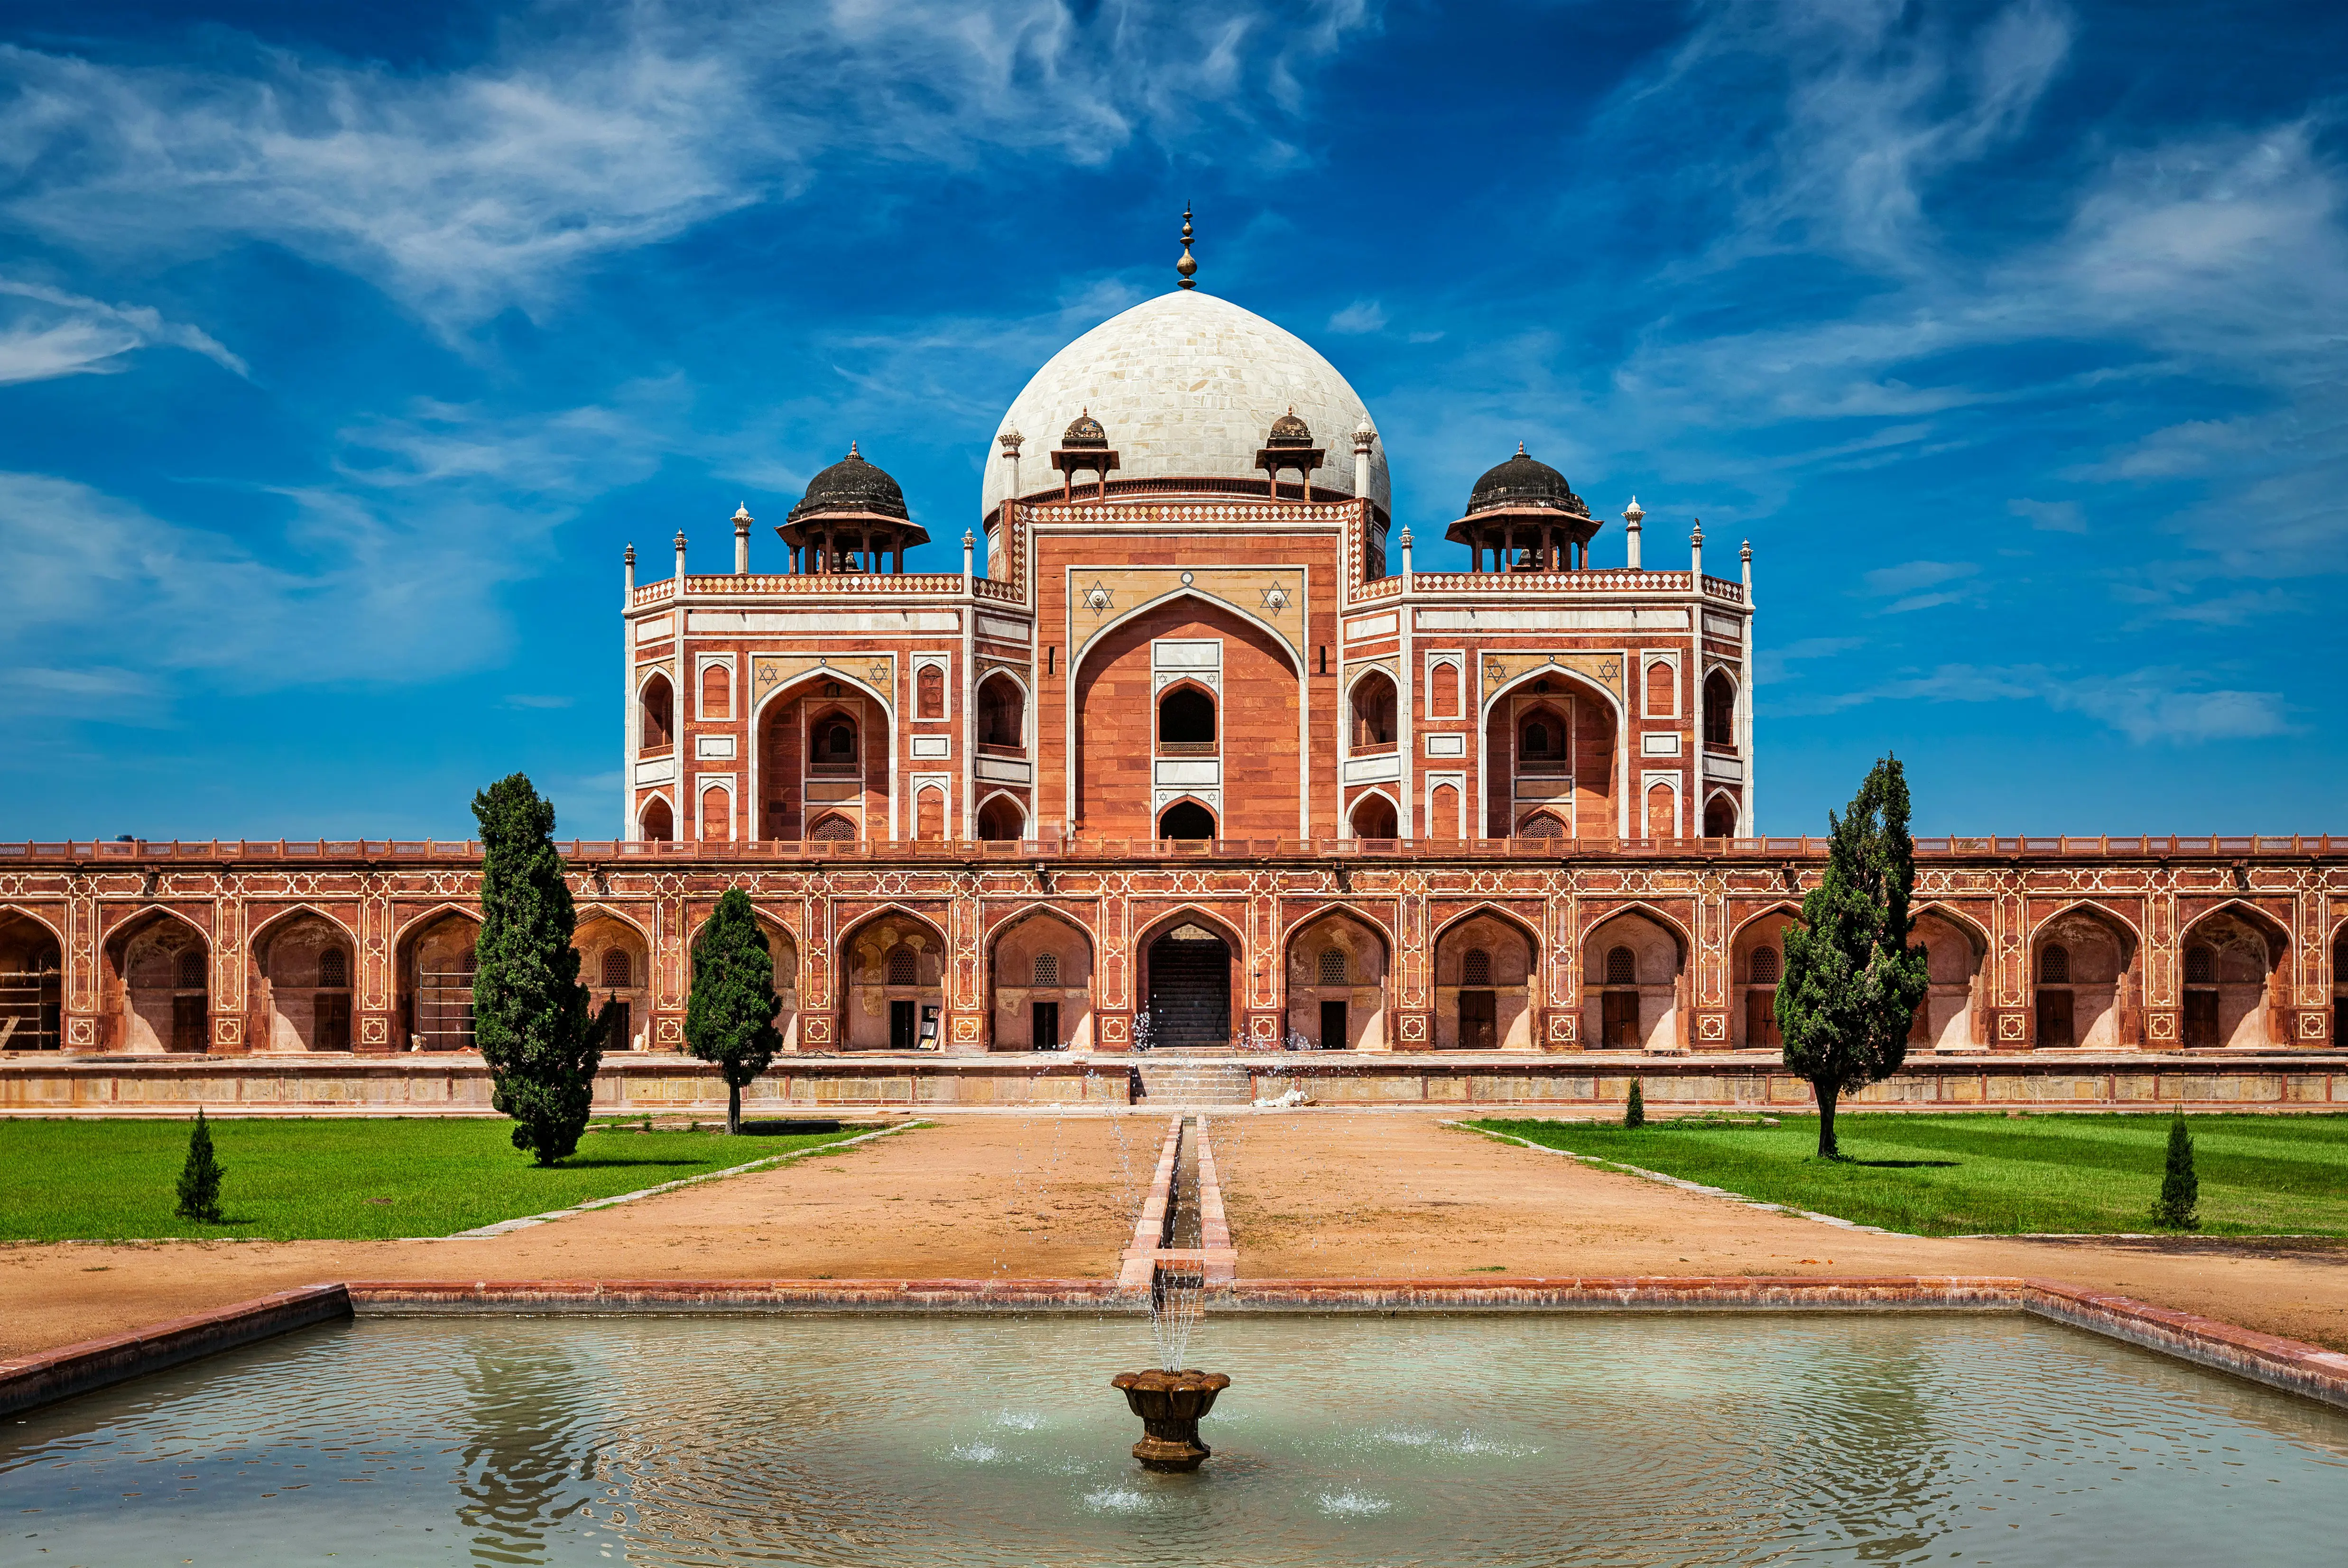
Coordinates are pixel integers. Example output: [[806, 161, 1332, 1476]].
[[982, 289, 1389, 521]]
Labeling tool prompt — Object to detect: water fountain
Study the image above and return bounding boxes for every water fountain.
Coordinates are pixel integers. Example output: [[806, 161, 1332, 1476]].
[[1111, 1119, 1230, 1471]]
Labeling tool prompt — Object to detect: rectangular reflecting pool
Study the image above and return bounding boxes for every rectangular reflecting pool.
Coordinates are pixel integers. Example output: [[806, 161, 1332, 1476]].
[[6, 1312, 2346, 1565]]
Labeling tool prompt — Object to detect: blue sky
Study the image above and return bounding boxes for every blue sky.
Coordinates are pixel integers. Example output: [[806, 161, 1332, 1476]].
[[2, 0, 2343, 839]]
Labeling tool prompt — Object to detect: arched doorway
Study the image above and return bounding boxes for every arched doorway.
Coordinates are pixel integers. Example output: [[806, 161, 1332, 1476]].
[[1581, 908, 1686, 1051], [397, 912, 480, 1052], [976, 794, 1026, 842], [576, 915, 654, 1051], [1285, 912, 1388, 1051], [251, 912, 357, 1052], [1911, 908, 1989, 1051], [1144, 921, 1233, 1051], [1433, 912, 1537, 1050], [1158, 800, 1216, 840], [0, 911, 63, 1051], [838, 913, 943, 1051], [2031, 907, 2136, 1048], [2178, 905, 2288, 1048], [1730, 908, 1801, 1049], [1350, 793, 1397, 841], [990, 912, 1094, 1051], [104, 912, 210, 1053]]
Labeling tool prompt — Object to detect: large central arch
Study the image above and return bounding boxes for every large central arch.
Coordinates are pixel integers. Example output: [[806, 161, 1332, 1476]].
[[1137, 908, 1244, 1051], [1481, 665, 1625, 841]]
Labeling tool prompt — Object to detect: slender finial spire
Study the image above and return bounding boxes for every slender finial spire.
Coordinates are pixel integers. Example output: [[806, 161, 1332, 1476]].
[[1176, 203, 1197, 289]]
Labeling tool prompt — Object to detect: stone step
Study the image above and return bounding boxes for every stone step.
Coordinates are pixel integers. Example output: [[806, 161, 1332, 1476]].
[[1136, 1061, 1257, 1106]]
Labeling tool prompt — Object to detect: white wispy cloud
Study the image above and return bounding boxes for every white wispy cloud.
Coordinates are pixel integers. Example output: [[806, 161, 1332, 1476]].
[[0, 278, 247, 383], [0, 2, 1373, 332], [1784, 660, 2289, 744], [1328, 298, 1387, 333]]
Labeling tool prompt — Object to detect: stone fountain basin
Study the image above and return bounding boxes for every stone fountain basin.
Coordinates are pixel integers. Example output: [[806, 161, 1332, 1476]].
[[1111, 1367, 1232, 1471]]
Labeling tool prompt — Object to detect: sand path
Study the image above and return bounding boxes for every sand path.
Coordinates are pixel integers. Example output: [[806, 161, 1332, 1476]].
[[1211, 1112, 2348, 1350], [9, 1109, 2346, 1362]]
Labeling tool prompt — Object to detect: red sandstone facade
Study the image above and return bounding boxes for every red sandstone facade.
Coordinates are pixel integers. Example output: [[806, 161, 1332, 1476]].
[[1, 280, 2341, 1070]]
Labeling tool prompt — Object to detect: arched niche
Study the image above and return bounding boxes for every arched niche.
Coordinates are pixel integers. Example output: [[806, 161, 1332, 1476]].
[[1350, 791, 1398, 841], [250, 911, 356, 1053], [2179, 904, 2289, 1048], [758, 672, 890, 841], [989, 912, 1094, 1051], [1702, 792, 1739, 839], [396, 910, 480, 1052], [639, 671, 675, 754], [838, 912, 943, 1052], [1703, 669, 1737, 748], [1433, 910, 1537, 1050], [1729, 906, 1802, 1050], [1157, 799, 1216, 841], [2031, 905, 2138, 1049], [0, 909, 64, 1051], [1582, 907, 1687, 1052], [1349, 670, 1397, 751], [1911, 907, 1990, 1051], [977, 672, 1026, 752], [576, 913, 656, 1052], [1138, 911, 1243, 1052], [640, 794, 675, 843], [976, 793, 1027, 842], [1482, 670, 1617, 839], [1284, 911, 1390, 1051], [103, 910, 210, 1054]]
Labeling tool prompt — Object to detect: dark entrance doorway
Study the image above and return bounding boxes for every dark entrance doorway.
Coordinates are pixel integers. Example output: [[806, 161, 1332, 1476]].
[[1157, 802, 1216, 840], [2035, 989, 2074, 1048], [1601, 989, 1640, 1048], [1031, 1001, 1061, 1051], [1146, 924, 1230, 1051], [2182, 989, 2220, 1048], [1457, 989, 1497, 1050], [1319, 998, 1347, 1051], [889, 998, 916, 1051]]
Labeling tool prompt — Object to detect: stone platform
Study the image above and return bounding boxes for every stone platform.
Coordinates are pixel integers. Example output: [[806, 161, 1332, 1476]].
[[4, 1046, 2346, 1116]]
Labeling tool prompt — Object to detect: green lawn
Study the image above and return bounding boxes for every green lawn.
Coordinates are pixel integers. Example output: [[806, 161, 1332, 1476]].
[[0, 1116, 886, 1242], [1468, 1113, 2348, 1237]]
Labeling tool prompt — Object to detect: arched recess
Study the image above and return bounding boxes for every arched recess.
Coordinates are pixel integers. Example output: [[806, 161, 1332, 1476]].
[[1581, 903, 1689, 1052], [1284, 910, 1390, 1051], [576, 909, 656, 1052], [1481, 666, 1623, 840], [638, 670, 675, 755], [394, 906, 481, 1052], [1157, 798, 1217, 841], [1070, 591, 1302, 841], [102, 907, 211, 1054], [2178, 901, 2291, 1048], [2029, 902, 2140, 1049], [1702, 791, 1740, 839], [989, 909, 1094, 1051], [836, 908, 945, 1051], [975, 791, 1027, 842], [247, 905, 359, 1053], [1515, 809, 1567, 840], [681, 905, 799, 1055], [1644, 780, 1678, 840], [977, 671, 1027, 752], [1432, 905, 1540, 1050], [754, 668, 895, 842], [639, 792, 675, 844], [0, 907, 65, 1051], [1156, 681, 1218, 748], [1137, 906, 1246, 1052], [915, 785, 946, 842], [1910, 903, 1991, 1051], [1727, 902, 1803, 1050], [1428, 658, 1461, 719], [1348, 668, 1397, 751], [1350, 789, 1399, 841], [1703, 667, 1738, 749]]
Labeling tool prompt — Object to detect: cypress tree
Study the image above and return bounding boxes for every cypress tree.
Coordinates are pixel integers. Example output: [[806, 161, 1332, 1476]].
[[1775, 756, 1932, 1159], [1624, 1078, 1645, 1129], [175, 1108, 224, 1223], [472, 774, 608, 1165], [2154, 1109, 2200, 1229], [685, 887, 784, 1136]]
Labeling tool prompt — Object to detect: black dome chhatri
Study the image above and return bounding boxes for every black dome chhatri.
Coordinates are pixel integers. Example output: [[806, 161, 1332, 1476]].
[[787, 441, 909, 524], [1061, 410, 1109, 449], [1467, 444, 1589, 519]]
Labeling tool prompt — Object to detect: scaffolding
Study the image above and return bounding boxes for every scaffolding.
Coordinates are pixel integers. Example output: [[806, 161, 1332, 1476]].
[[414, 967, 477, 1051], [0, 967, 60, 1051]]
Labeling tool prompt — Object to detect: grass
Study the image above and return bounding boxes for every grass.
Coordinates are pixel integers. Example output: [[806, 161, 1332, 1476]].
[[1468, 1113, 2348, 1237], [0, 1116, 888, 1243]]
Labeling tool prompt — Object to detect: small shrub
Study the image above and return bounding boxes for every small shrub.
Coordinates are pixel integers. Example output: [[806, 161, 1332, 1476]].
[[1624, 1079, 1645, 1129], [175, 1109, 225, 1223], [2153, 1109, 2199, 1230]]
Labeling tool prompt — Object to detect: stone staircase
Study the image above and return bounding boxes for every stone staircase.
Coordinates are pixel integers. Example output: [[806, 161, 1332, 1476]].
[[1136, 1058, 1257, 1106]]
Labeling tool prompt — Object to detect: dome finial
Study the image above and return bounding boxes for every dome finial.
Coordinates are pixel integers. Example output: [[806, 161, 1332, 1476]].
[[847, 439, 860, 459], [1176, 203, 1197, 290], [1516, 441, 1526, 456]]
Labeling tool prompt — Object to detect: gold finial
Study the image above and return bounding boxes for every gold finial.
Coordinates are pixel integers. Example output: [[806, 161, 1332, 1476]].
[[1176, 203, 1197, 289]]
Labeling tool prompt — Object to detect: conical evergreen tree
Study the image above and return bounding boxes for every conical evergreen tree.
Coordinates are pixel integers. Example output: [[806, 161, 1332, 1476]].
[[2154, 1109, 2200, 1229], [1775, 756, 1932, 1158], [685, 887, 784, 1135], [175, 1107, 224, 1222], [472, 774, 609, 1164], [1624, 1078, 1645, 1129]]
